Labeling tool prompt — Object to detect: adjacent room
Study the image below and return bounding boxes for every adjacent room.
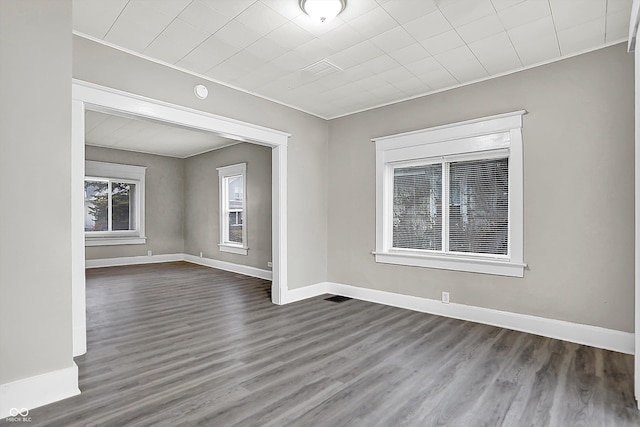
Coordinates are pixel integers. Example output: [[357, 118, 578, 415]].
[[2, 0, 640, 425]]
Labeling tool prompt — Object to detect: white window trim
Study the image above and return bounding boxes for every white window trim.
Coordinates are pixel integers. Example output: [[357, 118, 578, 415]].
[[84, 160, 146, 246], [218, 162, 248, 255], [373, 111, 526, 277]]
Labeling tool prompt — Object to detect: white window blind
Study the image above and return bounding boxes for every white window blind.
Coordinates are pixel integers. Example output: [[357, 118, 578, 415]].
[[393, 164, 442, 251], [449, 158, 509, 255]]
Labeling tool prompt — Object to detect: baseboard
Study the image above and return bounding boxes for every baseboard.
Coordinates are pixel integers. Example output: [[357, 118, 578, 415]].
[[0, 363, 80, 418], [285, 281, 633, 355], [284, 282, 328, 303], [183, 254, 272, 281], [85, 254, 272, 281], [85, 253, 184, 268]]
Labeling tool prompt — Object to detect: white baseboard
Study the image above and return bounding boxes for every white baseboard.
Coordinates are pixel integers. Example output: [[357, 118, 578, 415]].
[[285, 281, 634, 355], [0, 363, 80, 418], [85, 253, 183, 268], [284, 282, 328, 303], [85, 253, 272, 281], [183, 254, 272, 281]]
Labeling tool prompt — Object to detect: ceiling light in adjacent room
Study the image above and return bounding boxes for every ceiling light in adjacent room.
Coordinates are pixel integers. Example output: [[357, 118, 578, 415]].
[[299, 0, 346, 23]]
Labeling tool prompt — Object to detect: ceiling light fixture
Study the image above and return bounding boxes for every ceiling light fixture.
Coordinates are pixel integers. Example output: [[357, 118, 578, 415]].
[[299, 0, 346, 23]]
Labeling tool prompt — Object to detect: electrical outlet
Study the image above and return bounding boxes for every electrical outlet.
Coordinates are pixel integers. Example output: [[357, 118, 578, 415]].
[[267, 261, 273, 268], [441, 291, 450, 304], [199, 251, 203, 258], [147, 250, 152, 257]]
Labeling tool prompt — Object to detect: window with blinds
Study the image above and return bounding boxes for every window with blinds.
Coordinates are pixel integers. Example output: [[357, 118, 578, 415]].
[[392, 156, 508, 257]]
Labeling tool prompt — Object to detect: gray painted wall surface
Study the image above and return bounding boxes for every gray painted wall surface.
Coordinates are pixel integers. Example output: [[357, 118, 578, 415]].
[[85, 146, 185, 259], [327, 44, 634, 332], [184, 143, 272, 270], [0, 0, 73, 384], [73, 35, 328, 288]]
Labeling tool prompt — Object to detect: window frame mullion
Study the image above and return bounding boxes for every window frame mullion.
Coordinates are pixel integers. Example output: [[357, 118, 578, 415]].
[[442, 161, 450, 254], [107, 180, 113, 232]]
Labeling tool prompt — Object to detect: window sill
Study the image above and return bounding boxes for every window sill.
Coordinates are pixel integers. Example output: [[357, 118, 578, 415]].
[[374, 251, 525, 277], [85, 236, 147, 247], [219, 244, 248, 255]]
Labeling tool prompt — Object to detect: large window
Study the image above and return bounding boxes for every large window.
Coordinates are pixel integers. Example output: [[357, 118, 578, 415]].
[[374, 111, 525, 277], [218, 163, 248, 255], [84, 161, 146, 246]]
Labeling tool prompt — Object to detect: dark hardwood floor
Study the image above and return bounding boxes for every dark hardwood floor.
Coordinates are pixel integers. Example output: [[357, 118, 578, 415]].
[[11, 261, 640, 426]]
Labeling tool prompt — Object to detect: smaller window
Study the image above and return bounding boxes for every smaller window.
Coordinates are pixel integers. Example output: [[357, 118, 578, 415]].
[[84, 161, 146, 246], [218, 163, 248, 255]]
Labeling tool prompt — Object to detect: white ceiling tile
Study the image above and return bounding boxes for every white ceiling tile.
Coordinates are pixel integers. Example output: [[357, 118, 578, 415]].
[[207, 60, 250, 82], [348, 7, 398, 38], [265, 21, 316, 50], [457, 13, 505, 44], [509, 17, 561, 64], [557, 18, 605, 55], [199, 0, 257, 17], [419, 66, 458, 90], [103, 17, 161, 52], [403, 10, 452, 40], [319, 23, 369, 51], [549, 0, 606, 32], [387, 43, 431, 65], [215, 20, 262, 49], [143, 19, 209, 64], [420, 30, 466, 56], [370, 27, 415, 53], [235, 1, 289, 37], [435, 45, 488, 82], [606, 7, 633, 42], [497, 0, 552, 30], [439, 0, 495, 27], [327, 40, 384, 69], [234, 62, 287, 90], [274, 50, 311, 72], [175, 36, 239, 73], [491, 0, 526, 11], [342, 64, 375, 81], [338, 0, 380, 21], [360, 54, 400, 74], [72, 0, 129, 38], [404, 56, 443, 75], [391, 75, 432, 94], [133, 0, 193, 18], [260, 0, 305, 20], [381, 0, 439, 24], [354, 74, 391, 91], [607, 0, 632, 13], [468, 31, 522, 74], [293, 38, 337, 64], [377, 66, 418, 84], [244, 37, 290, 62], [178, 1, 232, 34]]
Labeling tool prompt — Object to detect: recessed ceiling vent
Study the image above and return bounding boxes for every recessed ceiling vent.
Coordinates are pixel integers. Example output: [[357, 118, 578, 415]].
[[302, 59, 343, 77]]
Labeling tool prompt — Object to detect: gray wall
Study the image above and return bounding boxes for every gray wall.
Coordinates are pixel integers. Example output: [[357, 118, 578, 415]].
[[327, 43, 634, 332], [184, 143, 272, 270], [0, 0, 73, 383], [84, 145, 185, 259], [73, 35, 328, 288]]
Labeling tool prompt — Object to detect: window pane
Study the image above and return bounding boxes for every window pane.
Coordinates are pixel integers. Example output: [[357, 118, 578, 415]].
[[84, 180, 108, 231], [112, 182, 136, 231], [449, 158, 508, 255], [228, 211, 243, 243], [227, 176, 243, 210], [393, 164, 442, 250]]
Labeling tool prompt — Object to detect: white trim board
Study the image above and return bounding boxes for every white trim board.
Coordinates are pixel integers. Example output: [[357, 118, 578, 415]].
[[287, 282, 634, 355], [0, 364, 80, 419], [85, 254, 272, 281]]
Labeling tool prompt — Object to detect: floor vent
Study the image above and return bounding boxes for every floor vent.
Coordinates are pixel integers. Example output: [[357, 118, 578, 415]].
[[325, 295, 352, 303]]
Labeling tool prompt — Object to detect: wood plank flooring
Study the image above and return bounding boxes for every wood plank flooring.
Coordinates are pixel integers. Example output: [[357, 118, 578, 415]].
[[10, 261, 640, 426]]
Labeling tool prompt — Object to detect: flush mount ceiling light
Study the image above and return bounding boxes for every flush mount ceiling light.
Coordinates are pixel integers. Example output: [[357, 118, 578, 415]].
[[299, 0, 346, 23]]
